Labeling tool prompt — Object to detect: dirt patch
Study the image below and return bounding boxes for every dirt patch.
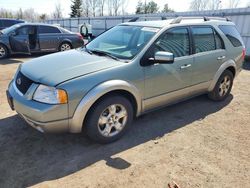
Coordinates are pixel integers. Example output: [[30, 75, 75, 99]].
[[0, 57, 249, 188]]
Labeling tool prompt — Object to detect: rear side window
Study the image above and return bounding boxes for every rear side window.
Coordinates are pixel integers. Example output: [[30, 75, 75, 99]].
[[38, 26, 61, 34], [155, 28, 190, 57], [192, 27, 216, 53], [219, 25, 243, 47]]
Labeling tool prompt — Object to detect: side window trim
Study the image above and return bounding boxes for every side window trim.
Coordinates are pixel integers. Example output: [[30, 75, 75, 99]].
[[38, 25, 61, 35], [155, 26, 192, 58], [15, 26, 30, 36], [190, 25, 224, 54], [140, 26, 191, 66]]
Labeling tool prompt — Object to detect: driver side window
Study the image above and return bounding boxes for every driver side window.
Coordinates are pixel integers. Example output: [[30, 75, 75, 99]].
[[154, 28, 190, 58], [16, 26, 29, 35]]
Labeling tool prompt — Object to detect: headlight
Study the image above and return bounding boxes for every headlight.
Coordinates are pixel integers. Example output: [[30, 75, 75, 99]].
[[33, 85, 68, 104]]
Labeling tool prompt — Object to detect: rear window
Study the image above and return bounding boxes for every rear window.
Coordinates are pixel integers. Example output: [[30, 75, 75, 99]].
[[38, 26, 61, 34], [219, 25, 243, 47]]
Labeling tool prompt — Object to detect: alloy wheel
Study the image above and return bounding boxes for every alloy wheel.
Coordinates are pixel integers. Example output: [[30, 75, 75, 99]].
[[219, 75, 231, 97], [97, 104, 128, 137], [0, 46, 6, 58], [60, 43, 71, 51]]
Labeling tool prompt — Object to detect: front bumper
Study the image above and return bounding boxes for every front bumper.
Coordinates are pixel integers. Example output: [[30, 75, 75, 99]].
[[7, 80, 70, 133]]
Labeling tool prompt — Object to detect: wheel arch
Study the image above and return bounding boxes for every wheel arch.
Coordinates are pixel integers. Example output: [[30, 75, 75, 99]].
[[208, 59, 237, 92], [0, 42, 10, 55], [69, 80, 142, 133]]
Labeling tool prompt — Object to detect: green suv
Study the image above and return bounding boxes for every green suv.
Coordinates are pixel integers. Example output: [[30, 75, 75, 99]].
[[7, 17, 245, 143]]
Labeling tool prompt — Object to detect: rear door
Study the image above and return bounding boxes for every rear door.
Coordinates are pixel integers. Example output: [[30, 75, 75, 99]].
[[9, 25, 30, 54], [191, 26, 226, 85], [38, 25, 61, 51]]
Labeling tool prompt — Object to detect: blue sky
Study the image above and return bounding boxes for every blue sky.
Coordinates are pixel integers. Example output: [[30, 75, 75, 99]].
[[0, 0, 249, 17]]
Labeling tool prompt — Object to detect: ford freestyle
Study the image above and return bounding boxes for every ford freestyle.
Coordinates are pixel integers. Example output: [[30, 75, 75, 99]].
[[6, 17, 245, 143]]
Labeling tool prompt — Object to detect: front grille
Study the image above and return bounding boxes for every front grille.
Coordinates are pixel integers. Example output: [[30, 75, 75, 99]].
[[15, 71, 33, 95]]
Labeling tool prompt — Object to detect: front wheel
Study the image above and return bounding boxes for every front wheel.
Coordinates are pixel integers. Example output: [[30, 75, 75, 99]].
[[208, 70, 234, 101], [0, 44, 8, 59], [85, 95, 134, 144]]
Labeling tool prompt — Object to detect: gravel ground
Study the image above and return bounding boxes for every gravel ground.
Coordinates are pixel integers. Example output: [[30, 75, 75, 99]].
[[0, 55, 249, 188]]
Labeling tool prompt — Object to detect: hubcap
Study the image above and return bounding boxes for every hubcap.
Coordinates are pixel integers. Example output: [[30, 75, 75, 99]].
[[60, 44, 71, 51], [98, 104, 128, 137], [219, 75, 231, 97], [0, 46, 6, 57]]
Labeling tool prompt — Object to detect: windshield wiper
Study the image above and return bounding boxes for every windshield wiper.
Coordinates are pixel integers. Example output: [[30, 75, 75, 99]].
[[90, 49, 120, 61], [84, 46, 93, 55]]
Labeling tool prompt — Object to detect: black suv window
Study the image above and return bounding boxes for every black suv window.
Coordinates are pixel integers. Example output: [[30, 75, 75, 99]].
[[219, 25, 243, 47], [192, 27, 217, 53], [38, 26, 61, 34], [154, 28, 190, 57]]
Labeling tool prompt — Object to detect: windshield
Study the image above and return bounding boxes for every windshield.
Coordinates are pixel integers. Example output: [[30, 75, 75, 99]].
[[86, 25, 159, 60], [1, 24, 20, 34]]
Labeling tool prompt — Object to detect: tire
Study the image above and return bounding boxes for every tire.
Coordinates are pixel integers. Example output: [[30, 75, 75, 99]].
[[85, 95, 134, 144], [59, 42, 72, 52], [208, 70, 234, 101], [0, 44, 8, 59]]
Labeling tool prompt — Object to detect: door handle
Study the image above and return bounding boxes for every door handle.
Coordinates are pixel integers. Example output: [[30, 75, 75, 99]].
[[217, 56, 226, 60], [180, 64, 191, 69]]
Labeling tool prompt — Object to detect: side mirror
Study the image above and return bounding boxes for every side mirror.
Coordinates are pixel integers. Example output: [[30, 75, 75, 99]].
[[151, 51, 174, 64]]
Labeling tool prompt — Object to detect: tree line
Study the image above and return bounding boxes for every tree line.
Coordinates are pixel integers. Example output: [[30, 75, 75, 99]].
[[69, 0, 174, 18], [0, 0, 248, 21]]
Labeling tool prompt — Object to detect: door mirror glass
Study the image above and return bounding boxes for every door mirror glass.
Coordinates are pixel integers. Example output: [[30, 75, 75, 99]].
[[151, 51, 174, 64]]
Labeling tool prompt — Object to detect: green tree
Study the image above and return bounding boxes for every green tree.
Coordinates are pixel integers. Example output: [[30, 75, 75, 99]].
[[147, 1, 159, 14], [135, 0, 144, 14], [135, 0, 159, 14], [162, 3, 174, 13], [70, 0, 83, 18]]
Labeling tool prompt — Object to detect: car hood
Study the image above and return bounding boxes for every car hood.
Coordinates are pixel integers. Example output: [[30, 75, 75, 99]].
[[21, 49, 122, 86]]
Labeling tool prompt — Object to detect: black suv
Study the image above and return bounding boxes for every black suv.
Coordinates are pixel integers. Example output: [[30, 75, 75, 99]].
[[0, 18, 24, 30]]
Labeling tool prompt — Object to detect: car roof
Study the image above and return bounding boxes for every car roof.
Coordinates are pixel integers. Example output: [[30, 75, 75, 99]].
[[121, 18, 234, 28], [16, 23, 59, 27], [0, 18, 24, 22]]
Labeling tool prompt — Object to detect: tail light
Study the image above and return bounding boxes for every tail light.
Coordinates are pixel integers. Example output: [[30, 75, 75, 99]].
[[77, 33, 83, 40], [242, 48, 246, 59]]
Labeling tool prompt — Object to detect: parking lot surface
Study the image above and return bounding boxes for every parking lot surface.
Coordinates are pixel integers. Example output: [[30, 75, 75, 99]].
[[0, 55, 250, 188]]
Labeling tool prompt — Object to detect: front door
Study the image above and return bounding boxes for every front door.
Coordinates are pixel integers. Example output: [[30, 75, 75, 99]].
[[9, 25, 30, 54], [143, 27, 193, 110]]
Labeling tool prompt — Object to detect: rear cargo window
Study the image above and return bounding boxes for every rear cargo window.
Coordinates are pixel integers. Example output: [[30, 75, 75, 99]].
[[219, 25, 243, 47]]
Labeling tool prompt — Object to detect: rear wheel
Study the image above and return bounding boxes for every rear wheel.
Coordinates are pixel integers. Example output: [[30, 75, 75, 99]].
[[208, 70, 234, 101], [0, 44, 8, 59], [59, 42, 72, 51], [85, 95, 133, 144]]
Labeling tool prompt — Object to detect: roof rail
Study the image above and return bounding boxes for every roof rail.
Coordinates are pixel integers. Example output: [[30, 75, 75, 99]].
[[128, 16, 168, 22], [170, 16, 231, 24]]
